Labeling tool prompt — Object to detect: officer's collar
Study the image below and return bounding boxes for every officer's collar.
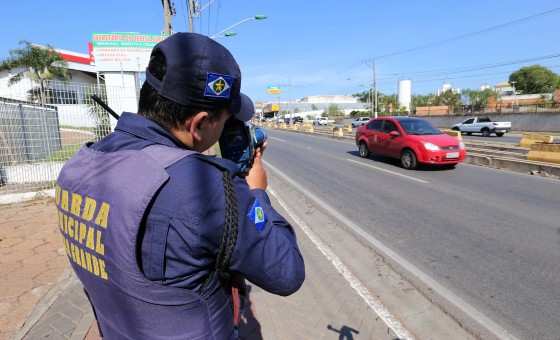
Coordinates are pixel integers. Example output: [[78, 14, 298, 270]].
[[115, 112, 191, 149]]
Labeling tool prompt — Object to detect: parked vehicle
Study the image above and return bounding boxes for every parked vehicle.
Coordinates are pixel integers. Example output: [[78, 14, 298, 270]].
[[355, 117, 466, 169], [314, 117, 335, 126], [352, 117, 370, 127], [452, 117, 511, 137]]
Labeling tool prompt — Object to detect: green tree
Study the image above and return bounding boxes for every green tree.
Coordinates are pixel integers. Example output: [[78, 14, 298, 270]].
[[412, 94, 435, 108], [463, 88, 495, 111], [437, 90, 462, 112], [509, 65, 559, 94], [353, 90, 370, 103], [0, 41, 68, 104]]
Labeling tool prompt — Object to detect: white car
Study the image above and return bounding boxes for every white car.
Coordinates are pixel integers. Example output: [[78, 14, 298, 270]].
[[452, 117, 512, 137], [351, 117, 370, 127], [314, 117, 335, 126]]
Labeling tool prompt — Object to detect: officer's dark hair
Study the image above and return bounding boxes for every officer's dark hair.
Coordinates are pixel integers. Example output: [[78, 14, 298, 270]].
[[138, 50, 222, 130]]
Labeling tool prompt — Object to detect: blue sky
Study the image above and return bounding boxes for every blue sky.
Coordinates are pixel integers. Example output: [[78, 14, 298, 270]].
[[1, 1, 558, 101]]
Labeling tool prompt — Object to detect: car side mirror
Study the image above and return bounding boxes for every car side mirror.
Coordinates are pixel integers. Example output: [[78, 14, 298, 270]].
[[389, 130, 400, 137]]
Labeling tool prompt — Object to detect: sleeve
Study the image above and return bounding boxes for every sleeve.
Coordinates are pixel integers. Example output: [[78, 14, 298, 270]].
[[228, 176, 305, 296]]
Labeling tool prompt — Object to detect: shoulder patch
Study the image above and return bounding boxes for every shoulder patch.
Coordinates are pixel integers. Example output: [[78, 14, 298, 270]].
[[248, 198, 267, 232]]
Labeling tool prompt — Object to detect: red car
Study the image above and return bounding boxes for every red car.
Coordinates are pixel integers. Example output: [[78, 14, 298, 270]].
[[355, 117, 466, 169]]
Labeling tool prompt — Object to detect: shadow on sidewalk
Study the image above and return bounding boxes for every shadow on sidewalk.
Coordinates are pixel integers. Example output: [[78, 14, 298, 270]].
[[239, 285, 264, 340], [327, 324, 360, 340]]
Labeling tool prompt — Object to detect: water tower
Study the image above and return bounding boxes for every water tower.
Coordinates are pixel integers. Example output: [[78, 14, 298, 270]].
[[398, 80, 412, 112]]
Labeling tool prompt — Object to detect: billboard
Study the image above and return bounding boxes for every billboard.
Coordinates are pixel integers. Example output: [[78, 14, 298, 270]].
[[92, 32, 168, 72], [266, 86, 282, 95]]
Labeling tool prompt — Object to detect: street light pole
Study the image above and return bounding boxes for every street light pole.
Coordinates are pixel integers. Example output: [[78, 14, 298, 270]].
[[210, 15, 267, 39]]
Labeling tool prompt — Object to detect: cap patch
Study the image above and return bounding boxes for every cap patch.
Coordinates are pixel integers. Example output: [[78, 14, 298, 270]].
[[205, 72, 234, 98]]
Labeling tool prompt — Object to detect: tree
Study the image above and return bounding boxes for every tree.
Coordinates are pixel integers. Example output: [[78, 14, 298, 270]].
[[436, 90, 462, 112], [412, 94, 435, 108], [462, 88, 495, 111], [0, 41, 68, 104], [509, 65, 559, 94]]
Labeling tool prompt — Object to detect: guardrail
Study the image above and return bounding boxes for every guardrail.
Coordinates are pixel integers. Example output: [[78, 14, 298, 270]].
[[260, 122, 560, 179]]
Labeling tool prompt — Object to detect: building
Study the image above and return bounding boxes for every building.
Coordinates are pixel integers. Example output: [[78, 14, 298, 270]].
[[0, 46, 100, 127], [298, 95, 358, 104]]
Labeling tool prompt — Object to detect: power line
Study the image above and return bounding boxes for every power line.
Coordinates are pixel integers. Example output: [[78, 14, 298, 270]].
[[373, 53, 560, 80], [367, 6, 560, 61]]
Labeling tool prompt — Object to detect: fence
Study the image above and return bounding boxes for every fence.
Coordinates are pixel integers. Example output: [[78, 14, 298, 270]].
[[0, 79, 137, 195]]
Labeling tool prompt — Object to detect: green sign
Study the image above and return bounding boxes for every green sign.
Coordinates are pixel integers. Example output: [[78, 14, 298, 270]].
[[92, 32, 168, 48]]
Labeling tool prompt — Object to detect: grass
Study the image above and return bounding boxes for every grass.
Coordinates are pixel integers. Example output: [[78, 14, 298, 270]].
[[47, 144, 82, 162]]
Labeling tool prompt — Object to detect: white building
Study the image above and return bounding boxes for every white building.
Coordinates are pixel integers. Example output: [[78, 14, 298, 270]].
[[298, 95, 358, 104], [0, 47, 100, 127]]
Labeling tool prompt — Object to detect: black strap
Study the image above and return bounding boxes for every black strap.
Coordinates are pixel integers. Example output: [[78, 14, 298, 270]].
[[215, 171, 239, 283], [200, 170, 239, 292]]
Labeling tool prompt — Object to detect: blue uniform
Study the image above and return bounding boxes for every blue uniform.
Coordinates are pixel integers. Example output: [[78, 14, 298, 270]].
[[93, 113, 305, 295]]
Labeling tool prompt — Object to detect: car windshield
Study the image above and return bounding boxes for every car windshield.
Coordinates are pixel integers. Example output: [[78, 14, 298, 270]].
[[399, 119, 442, 135]]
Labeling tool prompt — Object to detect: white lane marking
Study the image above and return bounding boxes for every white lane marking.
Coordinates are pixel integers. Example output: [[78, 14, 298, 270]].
[[269, 136, 287, 142], [268, 188, 415, 340], [264, 160, 520, 340], [347, 159, 429, 184]]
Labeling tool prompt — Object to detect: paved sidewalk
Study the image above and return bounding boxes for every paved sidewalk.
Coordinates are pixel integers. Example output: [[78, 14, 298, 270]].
[[0, 198, 68, 340], [9, 195, 399, 340]]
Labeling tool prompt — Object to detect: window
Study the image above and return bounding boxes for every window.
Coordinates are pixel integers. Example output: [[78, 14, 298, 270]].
[[399, 119, 441, 135], [382, 121, 398, 133], [463, 118, 475, 124], [478, 117, 491, 123], [367, 120, 382, 131]]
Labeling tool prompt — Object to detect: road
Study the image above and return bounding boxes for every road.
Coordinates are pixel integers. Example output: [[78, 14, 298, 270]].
[[265, 129, 560, 340], [462, 134, 522, 144]]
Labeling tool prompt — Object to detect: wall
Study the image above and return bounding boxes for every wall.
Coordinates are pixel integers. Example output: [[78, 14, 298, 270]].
[[420, 112, 560, 132]]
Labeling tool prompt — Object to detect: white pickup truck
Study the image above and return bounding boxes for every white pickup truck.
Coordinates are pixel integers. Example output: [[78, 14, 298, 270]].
[[314, 117, 335, 126], [452, 117, 512, 137]]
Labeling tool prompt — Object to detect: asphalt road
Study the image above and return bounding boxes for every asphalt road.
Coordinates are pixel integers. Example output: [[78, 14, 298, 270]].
[[462, 134, 521, 144], [265, 129, 560, 340]]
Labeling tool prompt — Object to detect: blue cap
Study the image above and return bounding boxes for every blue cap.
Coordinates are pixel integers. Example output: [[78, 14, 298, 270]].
[[145, 32, 242, 116], [237, 93, 255, 122]]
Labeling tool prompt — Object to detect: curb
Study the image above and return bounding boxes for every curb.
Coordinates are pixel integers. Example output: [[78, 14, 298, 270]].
[[0, 189, 55, 206]]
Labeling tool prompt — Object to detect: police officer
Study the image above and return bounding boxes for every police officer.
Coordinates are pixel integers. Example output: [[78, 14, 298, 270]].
[[55, 33, 305, 339]]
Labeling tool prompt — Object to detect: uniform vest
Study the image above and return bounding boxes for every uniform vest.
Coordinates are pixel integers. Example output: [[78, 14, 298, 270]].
[[55, 144, 234, 340]]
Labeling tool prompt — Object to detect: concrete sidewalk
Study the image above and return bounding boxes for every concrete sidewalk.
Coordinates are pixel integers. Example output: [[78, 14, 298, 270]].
[[10, 197, 394, 340]]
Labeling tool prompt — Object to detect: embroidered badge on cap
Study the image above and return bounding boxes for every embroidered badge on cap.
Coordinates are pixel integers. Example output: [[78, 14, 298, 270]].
[[204, 72, 234, 98], [248, 198, 267, 232]]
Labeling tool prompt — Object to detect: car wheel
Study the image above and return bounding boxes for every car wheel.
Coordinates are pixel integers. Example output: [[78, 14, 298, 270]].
[[496, 132, 504, 137], [359, 142, 370, 158], [466, 132, 472, 136], [401, 149, 418, 170], [452, 127, 460, 131], [482, 128, 491, 137]]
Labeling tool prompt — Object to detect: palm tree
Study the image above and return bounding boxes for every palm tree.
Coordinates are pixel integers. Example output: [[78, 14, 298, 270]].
[[0, 41, 68, 104]]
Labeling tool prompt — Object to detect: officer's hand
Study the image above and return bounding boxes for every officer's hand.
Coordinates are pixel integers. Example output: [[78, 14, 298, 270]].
[[246, 149, 267, 190]]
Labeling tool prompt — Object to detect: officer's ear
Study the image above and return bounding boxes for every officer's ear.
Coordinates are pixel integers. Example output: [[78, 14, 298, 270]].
[[187, 111, 210, 142]]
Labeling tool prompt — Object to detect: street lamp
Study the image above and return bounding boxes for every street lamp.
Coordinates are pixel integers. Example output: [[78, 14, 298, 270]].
[[210, 15, 268, 39]]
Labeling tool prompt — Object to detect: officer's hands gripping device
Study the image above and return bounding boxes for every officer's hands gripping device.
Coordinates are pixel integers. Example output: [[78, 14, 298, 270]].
[[219, 118, 267, 175]]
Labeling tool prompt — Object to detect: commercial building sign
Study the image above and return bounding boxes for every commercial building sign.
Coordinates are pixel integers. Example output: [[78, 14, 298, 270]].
[[92, 32, 168, 72]]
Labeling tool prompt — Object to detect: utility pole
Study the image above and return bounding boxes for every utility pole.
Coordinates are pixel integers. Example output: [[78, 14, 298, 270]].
[[371, 60, 378, 118], [162, 0, 175, 34], [187, 0, 196, 32]]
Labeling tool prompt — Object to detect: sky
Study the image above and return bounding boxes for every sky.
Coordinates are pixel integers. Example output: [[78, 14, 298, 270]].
[[1, 1, 559, 101]]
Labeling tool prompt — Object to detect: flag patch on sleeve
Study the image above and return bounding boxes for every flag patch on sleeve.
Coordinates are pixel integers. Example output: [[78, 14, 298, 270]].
[[248, 198, 267, 232]]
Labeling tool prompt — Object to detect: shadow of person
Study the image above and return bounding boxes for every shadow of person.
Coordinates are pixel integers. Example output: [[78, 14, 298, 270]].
[[327, 324, 360, 340], [238, 285, 264, 340]]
